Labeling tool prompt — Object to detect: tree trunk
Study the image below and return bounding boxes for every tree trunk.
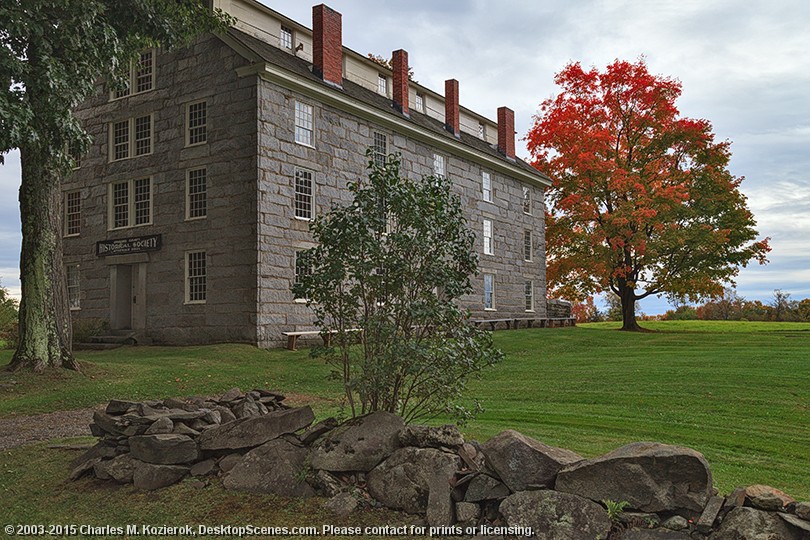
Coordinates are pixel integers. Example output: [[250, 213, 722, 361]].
[[619, 284, 642, 332], [6, 145, 79, 373]]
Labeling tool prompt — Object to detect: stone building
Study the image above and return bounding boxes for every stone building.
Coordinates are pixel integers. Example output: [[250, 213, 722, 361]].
[[63, 0, 551, 347]]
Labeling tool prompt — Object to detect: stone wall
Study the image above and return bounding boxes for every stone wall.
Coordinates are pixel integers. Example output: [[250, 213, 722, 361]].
[[547, 298, 573, 319], [74, 392, 810, 540]]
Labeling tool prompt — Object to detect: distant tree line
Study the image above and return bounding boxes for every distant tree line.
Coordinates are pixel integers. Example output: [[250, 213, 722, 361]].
[[0, 282, 19, 348], [571, 288, 810, 323]]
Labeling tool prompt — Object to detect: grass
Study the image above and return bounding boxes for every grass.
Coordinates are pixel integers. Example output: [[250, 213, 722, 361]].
[[1, 320, 808, 528]]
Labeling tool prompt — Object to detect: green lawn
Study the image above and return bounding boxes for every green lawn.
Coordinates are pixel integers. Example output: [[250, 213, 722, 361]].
[[1, 320, 808, 529]]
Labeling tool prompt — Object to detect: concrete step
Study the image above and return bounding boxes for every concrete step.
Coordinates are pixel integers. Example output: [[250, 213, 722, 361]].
[[74, 342, 124, 351], [88, 334, 136, 345]]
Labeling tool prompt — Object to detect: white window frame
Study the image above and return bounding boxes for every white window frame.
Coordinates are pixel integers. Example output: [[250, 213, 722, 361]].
[[524, 280, 535, 312], [294, 168, 314, 221], [185, 167, 207, 221], [378, 74, 388, 96], [433, 153, 446, 179], [185, 250, 207, 304], [67, 264, 81, 311], [483, 219, 493, 255], [523, 186, 532, 215], [478, 122, 486, 140], [482, 171, 492, 203], [64, 190, 81, 237], [484, 273, 495, 311], [524, 229, 533, 262], [415, 93, 424, 112], [280, 25, 293, 50], [107, 177, 153, 231], [293, 250, 311, 303], [372, 132, 387, 168], [109, 114, 153, 162], [294, 100, 314, 147], [185, 100, 208, 147], [110, 49, 155, 100]]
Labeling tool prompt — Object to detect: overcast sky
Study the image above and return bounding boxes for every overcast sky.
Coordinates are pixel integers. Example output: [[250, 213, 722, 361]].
[[1, 0, 808, 314]]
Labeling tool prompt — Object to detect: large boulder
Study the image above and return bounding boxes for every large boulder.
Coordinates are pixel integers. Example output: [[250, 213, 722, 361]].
[[711, 507, 805, 540], [367, 447, 460, 526], [132, 461, 189, 491], [398, 425, 464, 449], [129, 434, 199, 464], [499, 490, 611, 540], [463, 474, 510, 502], [555, 442, 712, 513], [198, 406, 314, 451], [94, 454, 136, 483], [744, 484, 795, 511], [222, 439, 314, 498], [481, 430, 582, 491], [309, 411, 403, 472]]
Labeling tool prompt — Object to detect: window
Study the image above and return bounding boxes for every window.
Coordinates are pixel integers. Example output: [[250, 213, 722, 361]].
[[433, 153, 445, 179], [185, 251, 207, 304], [524, 230, 533, 261], [112, 49, 155, 99], [523, 186, 532, 214], [478, 122, 485, 139], [186, 168, 207, 220], [482, 171, 492, 202], [524, 280, 534, 312], [293, 251, 311, 301], [67, 265, 80, 310], [186, 101, 207, 146], [295, 101, 314, 146], [415, 93, 424, 112], [280, 26, 293, 49], [110, 115, 152, 161], [378, 74, 388, 96], [64, 191, 81, 237], [372, 132, 387, 168], [484, 274, 495, 310], [109, 178, 152, 229], [483, 219, 493, 255], [294, 168, 314, 220]]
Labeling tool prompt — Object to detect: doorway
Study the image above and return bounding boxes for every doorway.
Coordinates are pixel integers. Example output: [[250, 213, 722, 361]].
[[110, 264, 146, 331]]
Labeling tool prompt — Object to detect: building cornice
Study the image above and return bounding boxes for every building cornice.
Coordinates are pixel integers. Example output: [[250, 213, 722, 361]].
[[230, 56, 551, 189]]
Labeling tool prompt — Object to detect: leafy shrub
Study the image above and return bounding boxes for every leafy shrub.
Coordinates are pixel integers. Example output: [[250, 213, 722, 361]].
[[72, 318, 110, 344]]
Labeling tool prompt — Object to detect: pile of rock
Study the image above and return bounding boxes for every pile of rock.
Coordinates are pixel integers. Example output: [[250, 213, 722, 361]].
[[71, 392, 810, 539]]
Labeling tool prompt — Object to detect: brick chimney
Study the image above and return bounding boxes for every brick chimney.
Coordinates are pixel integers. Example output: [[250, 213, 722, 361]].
[[497, 106, 516, 159], [312, 4, 342, 87], [392, 49, 409, 116], [445, 79, 460, 137]]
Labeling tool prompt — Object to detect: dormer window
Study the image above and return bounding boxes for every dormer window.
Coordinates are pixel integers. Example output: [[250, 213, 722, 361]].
[[280, 26, 293, 50], [378, 74, 388, 96]]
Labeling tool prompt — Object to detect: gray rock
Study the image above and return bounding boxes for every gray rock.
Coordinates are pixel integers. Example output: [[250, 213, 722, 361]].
[[780, 513, 810, 533], [399, 424, 465, 449], [325, 492, 358, 517], [130, 434, 199, 465], [92, 411, 126, 435], [132, 461, 189, 491], [482, 430, 582, 491], [105, 399, 138, 415], [463, 474, 510, 502], [233, 396, 261, 419], [696, 495, 724, 533], [301, 417, 339, 445], [219, 388, 244, 402], [499, 490, 611, 540], [745, 484, 794, 511], [215, 406, 237, 424], [555, 442, 712, 513], [190, 459, 217, 477], [311, 469, 344, 497], [123, 424, 148, 437], [202, 410, 221, 424], [456, 501, 480, 523], [617, 512, 661, 528], [367, 447, 459, 526], [712, 507, 804, 540], [796, 502, 810, 520], [70, 457, 102, 480], [218, 453, 243, 473], [70, 442, 117, 469], [310, 411, 404, 472], [661, 516, 689, 531], [621, 530, 691, 540], [172, 423, 200, 437], [222, 439, 314, 498], [163, 397, 199, 412], [144, 417, 174, 435], [93, 454, 136, 483], [199, 406, 314, 451]]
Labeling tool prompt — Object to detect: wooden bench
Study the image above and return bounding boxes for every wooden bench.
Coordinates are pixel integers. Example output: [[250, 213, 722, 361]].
[[282, 328, 361, 351]]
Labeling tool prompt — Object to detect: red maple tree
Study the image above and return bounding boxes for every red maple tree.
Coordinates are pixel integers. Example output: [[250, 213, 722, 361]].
[[528, 59, 769, 331]]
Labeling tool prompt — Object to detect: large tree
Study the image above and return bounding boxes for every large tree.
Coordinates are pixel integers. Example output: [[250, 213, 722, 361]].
[[1, 1, 231, 371], [528, 58, 769, 331]]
